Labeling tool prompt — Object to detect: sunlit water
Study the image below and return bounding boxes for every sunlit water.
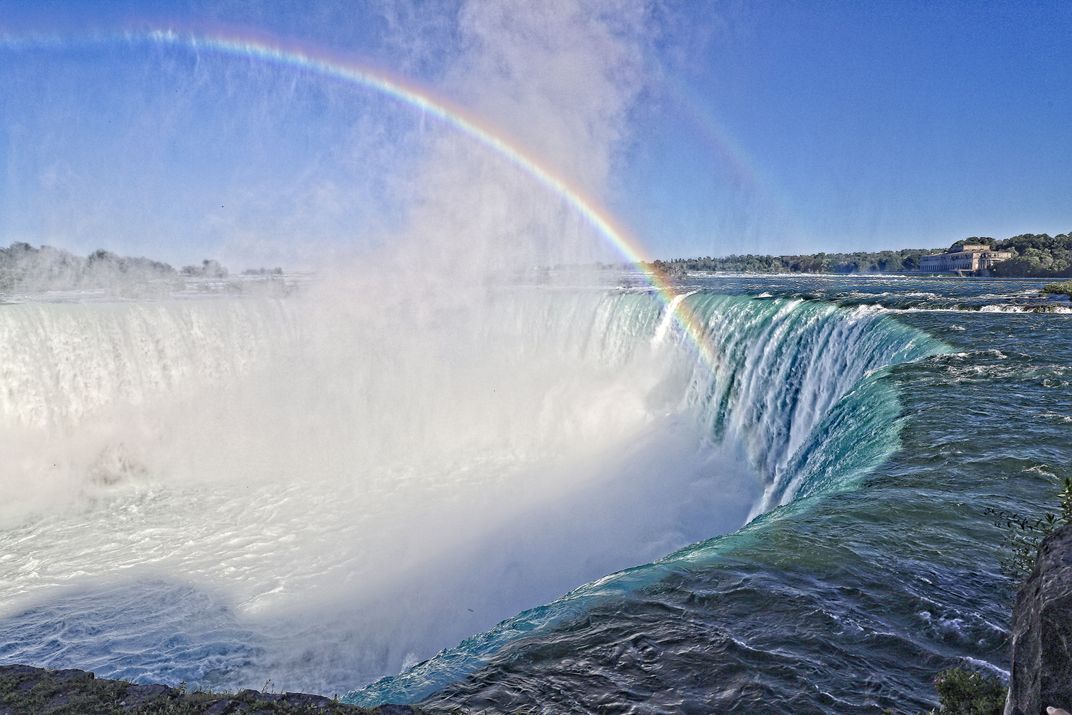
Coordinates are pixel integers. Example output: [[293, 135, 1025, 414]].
[[1, 275, 1069, 713]]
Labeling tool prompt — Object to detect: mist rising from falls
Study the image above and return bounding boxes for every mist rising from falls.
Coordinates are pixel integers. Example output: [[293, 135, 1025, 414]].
[[0, 2, 675, 685], [0, 286, 941, 694], [0, 285, 747, 690]]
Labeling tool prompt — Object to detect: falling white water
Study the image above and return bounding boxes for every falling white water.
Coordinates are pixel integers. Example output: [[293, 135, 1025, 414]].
[[651, 290, 697, 346]]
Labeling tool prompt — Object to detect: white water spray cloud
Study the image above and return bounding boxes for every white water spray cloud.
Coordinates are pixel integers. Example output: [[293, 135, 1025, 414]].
[[0, 0, 752, 696]]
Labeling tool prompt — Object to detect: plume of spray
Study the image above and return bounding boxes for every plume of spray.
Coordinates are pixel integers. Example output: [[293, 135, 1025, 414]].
[[0, 0, 762, 694]]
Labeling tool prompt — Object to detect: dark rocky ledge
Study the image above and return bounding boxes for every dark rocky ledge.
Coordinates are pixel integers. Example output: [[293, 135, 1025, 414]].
[[0, 664, 424, 715], [1005, 524, 1072, 715]]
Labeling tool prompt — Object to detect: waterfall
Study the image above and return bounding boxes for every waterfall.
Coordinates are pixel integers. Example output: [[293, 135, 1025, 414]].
[[0, 288, 944, 697]]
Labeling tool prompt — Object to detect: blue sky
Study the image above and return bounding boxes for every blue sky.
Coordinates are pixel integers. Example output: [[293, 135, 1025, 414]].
[[1, 0, 1070, 265], [627, 1, 1072, 257]]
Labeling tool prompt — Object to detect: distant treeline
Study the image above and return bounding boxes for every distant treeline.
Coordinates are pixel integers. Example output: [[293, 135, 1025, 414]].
[[0, 242, 282, 292], [650, 232, 1072, 277]]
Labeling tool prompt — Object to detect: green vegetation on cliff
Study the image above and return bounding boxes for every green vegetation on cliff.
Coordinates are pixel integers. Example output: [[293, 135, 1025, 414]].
[[987, 476, 1072, 583]]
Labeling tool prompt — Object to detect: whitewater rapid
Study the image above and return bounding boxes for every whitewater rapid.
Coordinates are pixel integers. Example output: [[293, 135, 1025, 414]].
[[0, 286, 942, 695]]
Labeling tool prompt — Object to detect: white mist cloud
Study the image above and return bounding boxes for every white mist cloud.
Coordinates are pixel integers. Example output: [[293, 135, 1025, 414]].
[[0, 0, 763, 697], [449, 0, 650, 193], [359, 0, 656, 280]]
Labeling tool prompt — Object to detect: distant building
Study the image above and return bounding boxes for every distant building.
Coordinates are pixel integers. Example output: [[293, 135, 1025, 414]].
[[919, 244, 1014, 275]]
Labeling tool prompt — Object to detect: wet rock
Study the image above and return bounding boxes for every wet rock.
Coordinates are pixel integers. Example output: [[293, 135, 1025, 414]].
[[1006, 525, 1072, 715], [203, 700, 241, 715], [47, 669, 93, 686], [0, 664, 427, 713], [122, 682, 176, 708]]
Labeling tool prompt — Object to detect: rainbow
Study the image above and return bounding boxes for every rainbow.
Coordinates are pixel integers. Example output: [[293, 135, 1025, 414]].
[[0, 26, 717, 366], [665, 74, 768, 197]]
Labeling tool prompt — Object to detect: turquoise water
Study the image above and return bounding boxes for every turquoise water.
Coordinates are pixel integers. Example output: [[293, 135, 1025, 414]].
[[352, 276, 1072, 713]]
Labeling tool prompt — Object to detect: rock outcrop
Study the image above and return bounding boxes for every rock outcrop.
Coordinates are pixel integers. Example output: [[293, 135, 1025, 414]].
[[0, 664, 424, 714], [1006, 525, 1072, 715]]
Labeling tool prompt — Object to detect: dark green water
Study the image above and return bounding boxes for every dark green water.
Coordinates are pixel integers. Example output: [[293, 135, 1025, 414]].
[[355, 276, 1072, 713]]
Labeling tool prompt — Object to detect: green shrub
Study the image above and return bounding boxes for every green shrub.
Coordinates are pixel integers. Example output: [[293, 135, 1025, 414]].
[[925, 668, 1006, 715], [986, 476, 1072, 582]]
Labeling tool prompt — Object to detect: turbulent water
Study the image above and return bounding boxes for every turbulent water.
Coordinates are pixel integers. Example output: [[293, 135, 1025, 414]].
[[1, 275, 1069, 713]]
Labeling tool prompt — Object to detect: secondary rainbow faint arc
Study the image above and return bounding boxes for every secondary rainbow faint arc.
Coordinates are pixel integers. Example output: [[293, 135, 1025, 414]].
[[2, 28, 717, 366]]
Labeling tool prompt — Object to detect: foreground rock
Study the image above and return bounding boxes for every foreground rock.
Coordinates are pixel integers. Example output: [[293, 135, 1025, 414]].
[[0, 664, 423, 715], [1006, 525, 1072, 715]]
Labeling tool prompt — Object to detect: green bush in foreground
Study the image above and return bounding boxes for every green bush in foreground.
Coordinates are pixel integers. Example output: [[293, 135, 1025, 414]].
[[925, 668, 1006, 715]]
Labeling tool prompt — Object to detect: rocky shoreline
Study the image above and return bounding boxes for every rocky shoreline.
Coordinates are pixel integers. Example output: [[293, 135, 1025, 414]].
[[0, 665, 424, 715], [1005, 525, 1072, 714]]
